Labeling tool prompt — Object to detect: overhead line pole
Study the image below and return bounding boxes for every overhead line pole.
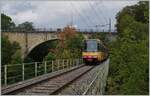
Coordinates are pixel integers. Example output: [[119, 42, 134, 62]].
[[109, 18, 111, 35], [71, 9, 73, 26]]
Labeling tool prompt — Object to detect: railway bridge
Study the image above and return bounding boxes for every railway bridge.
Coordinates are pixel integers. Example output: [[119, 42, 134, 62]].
[[1, 58, 109, 95], [2, 29, 117, 58], [2, 29, 111, 95]]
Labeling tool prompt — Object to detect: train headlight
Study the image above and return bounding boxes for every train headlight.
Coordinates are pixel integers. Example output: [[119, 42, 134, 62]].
[[93, 56, 97, 58], [83, 55, 97, 58], [83, 56, 87, 58]]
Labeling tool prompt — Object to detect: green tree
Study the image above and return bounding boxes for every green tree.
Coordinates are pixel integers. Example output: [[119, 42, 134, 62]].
[[1, 13, 16, 31], [106, 1, 149, 95], [89, 32, 108, 43], [11, 50, 23, 64], [16, 21, 34, 31], [67, 33, 84, 50], [1, 35, 22, 65], [66, 33, 84, 58], [134, 1, 149, 23], [44, 52, 55, 61], [44, 31, 85, 61], [116, 1, 149, 33]]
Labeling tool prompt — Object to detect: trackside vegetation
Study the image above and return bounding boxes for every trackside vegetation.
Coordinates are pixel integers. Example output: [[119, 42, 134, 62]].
[[44, 26, 84, 61], [105, 1, 149, 94]]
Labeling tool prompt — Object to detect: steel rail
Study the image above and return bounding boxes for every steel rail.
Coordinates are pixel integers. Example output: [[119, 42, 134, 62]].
[[2, 64, 84, 95], [50, 65, 95, 95], [82, 71, 99, 95], [2, 65, 94, 95]]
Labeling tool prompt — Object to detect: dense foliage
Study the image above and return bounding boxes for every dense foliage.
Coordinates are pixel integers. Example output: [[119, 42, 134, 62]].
[[89, 32, 110, 46], [16, 21, 35, 31], [106, 1, 149, 95], [1, 13, 35, 64], [1, 13, 16, 30], [1, 35, 22, 65], [44, 26, 84, 61]]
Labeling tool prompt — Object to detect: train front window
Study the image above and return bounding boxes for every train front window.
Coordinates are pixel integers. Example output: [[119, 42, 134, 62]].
[[86, 40, 97, 52]]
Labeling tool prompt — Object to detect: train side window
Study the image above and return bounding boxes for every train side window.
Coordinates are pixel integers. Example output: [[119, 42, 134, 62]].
[[98, 43, 100, 50], [98, 43, 103, 51], [102, 46, 105, 51], [99, 44, 105, 51], [83, 41, 87, 51]]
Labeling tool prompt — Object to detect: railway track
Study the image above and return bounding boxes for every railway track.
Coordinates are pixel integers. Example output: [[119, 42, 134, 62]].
[[2, 65, 94, 95]]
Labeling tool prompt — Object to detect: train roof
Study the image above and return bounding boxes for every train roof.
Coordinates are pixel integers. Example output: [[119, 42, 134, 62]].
[[84, 39, 108, 48], [84, 39, 102, 43], [84, 39, 100, 41]]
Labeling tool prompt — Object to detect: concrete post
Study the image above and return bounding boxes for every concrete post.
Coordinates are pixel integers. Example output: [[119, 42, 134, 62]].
[[63, 59, 65, 69], [57, 59, 59, 70], [69, 59, 72, 67], [35, 62, 37, 77], [52, 60, 54, 72], [44, 61, 47, 74], [67, 60, 69, 69], [4, 65, 7, 86], [22, 63, 25, 81]]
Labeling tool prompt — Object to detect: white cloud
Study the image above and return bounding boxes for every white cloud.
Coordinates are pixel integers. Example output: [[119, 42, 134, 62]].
[[1, 0, 139, 30], [12, 10, 38, 24], [28, 1, 92, 28]]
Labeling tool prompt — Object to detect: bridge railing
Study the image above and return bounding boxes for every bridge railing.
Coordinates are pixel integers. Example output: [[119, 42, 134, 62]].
[[1, 28, 117, 33], [82, 59, 109, 95], [1, 58, 83, 86]]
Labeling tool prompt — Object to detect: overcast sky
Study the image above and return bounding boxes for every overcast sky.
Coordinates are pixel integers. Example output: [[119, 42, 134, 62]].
[[1, 0, 138, 31]]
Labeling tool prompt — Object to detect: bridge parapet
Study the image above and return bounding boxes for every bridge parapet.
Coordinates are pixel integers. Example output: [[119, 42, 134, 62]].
[[2, 58, 83, 86], [2, 58, 109, 95], [2, 28, 117, 33]]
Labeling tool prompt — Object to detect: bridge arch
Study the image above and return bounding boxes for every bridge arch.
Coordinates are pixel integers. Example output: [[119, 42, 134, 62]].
[[27, 38, 59, 55], [25, 39, 59, 62]]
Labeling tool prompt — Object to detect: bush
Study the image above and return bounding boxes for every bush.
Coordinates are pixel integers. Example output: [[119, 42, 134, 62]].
[[106, 1, 149, 95]]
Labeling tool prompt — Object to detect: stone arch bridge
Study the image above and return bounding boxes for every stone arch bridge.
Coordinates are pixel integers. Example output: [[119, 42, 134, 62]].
[[2, 31, 60, 58], [2, 31, 117, 58]]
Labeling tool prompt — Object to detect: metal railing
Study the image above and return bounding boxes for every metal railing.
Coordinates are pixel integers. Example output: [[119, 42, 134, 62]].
[[1, 58, 83, 86], [82, 59, 109, 95], [1, 28, 117, 33], [63, 59, 109, 95]]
